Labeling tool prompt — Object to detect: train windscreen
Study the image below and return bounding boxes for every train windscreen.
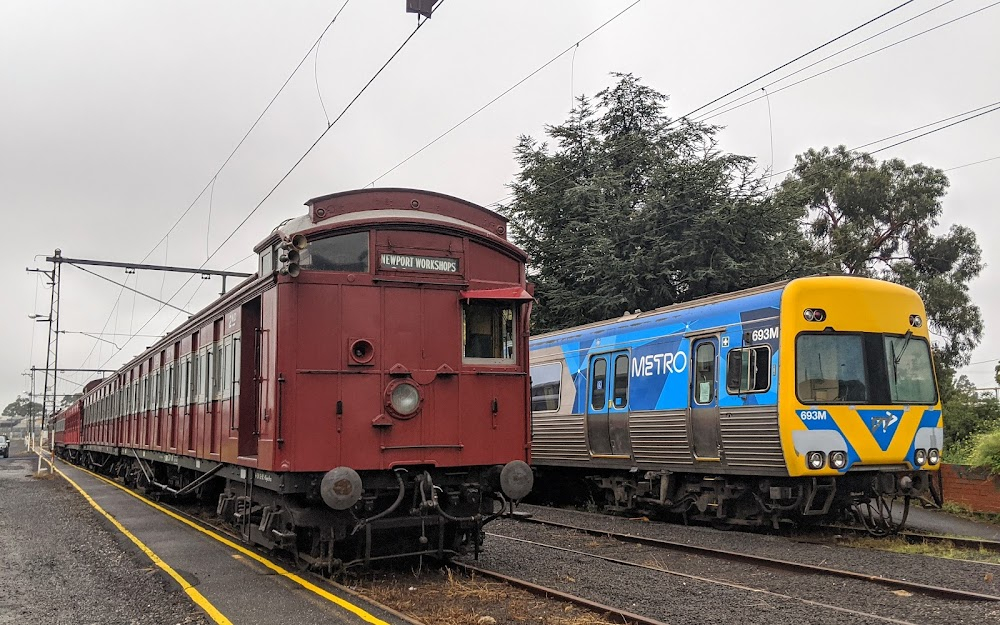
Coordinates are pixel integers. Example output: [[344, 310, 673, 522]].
[[795, 332, 937, 405]]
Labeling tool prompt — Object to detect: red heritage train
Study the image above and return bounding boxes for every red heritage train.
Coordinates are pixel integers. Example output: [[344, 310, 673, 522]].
[[53, 188, 534, 571]]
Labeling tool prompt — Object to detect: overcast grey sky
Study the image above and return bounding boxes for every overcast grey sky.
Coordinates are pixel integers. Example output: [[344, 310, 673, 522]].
[[2, 0, 998, 408]]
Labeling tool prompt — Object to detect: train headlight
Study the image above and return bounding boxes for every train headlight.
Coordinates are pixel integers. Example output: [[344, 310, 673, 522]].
[[909, 314, 923, 328], [803, 308, 826, 322], [387, 381, 421, 418], [914, 448, 927, 467], [830, 451, 848, 470], [928, 448, 940, 465], [807, 451, 825, 470]]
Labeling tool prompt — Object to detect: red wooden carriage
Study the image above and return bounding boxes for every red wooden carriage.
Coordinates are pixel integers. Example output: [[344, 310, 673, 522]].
[[54, 188, 534, 569]]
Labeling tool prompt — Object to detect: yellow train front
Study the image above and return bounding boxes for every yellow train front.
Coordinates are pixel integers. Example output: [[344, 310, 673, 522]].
[[530, 275, 941, 532], [777, 276, 941, 531]]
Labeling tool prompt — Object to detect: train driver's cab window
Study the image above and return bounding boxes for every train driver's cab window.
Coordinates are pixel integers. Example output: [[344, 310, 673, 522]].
[[796, 333, 867, 403], [531, 362, 562, 412], [726, 346, 771, 394], [300, 232, 369, 272], [462, 301, 516, 364]]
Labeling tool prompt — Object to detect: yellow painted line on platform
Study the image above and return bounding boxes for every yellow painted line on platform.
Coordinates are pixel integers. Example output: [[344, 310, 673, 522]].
[[37, 454, 232, 625], [65, 458, 392, 625]]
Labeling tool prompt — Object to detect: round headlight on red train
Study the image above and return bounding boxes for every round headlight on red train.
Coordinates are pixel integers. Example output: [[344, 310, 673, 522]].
[[387, 381, 421, 418]]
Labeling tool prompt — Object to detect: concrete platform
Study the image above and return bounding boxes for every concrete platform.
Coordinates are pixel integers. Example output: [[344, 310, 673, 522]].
[[904, 504, 1000, 541], [42, 454, 412, 625]]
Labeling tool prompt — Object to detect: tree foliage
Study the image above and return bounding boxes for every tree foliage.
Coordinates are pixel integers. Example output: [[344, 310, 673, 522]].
[[772, 146, 984, 368], [503, 74, 814, 332], [938, 371, 1000, 450], [502, 75, 984, 371], [2, 395, 42, 418]]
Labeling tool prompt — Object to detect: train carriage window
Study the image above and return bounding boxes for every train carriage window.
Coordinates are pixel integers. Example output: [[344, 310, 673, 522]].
[[531, 362, 562, 412], [694, 342, 716, 405], [213, 342, 224, 401], [462, 301, 516, 364], [613, 355, 629, 408], [259, 246, 274, 276], [300, 232, 369, 272], [201, 349, 211, 403], [591, 358, 608, 410], [726, 346, 771, 394]]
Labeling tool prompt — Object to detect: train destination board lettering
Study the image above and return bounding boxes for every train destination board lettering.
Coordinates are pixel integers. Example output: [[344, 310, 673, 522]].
[[380, 253, 459, 273]]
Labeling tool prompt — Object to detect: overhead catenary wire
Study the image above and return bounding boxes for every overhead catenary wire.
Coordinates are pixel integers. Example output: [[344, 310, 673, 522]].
[[521, 99, 1000, 283], [484, 1, 996, 209], [690, 0, 958, 122], [682, 0, 917, 121], [768, 99, 1000, 179], [695, 0, 1000, 126], [66, 264, 192, 315], [944, 154, 1000, 172], [94, 6, 441, 372], [68, 0, 356, 375], [366, 0, 644, 187], [142, 0, 354, 263]]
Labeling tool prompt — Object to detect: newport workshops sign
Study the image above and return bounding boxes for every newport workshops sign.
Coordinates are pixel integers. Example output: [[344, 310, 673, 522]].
[[380, 253, 459, 273]]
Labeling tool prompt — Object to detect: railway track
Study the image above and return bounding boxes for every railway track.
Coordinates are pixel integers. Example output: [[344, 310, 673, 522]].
[[66, 459, 665, 625], [815, 525, 1000, 557], [504, 515, 1000, 604], [453, 562, 672, 625]]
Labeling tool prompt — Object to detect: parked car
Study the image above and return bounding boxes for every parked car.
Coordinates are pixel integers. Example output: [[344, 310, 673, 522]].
[[0, 435, 9, 458]]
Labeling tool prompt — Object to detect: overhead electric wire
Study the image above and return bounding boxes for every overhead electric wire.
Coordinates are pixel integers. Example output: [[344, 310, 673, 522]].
[[95, 5, 441, 371], [944, 154, 1000, 172], [545, 99, 1000, 262], [204, 5, 440, 267], [682, 0, 917, 121], [768, 100, 1000, 179], [142, 0, 353, 262], [484, 1, 996, 209], [690, 0, 957, 122], [69, 1, 354, 376], [67, 264, 192, 315], [695, 0, 1000, 125], [366, 0, 644, 187]]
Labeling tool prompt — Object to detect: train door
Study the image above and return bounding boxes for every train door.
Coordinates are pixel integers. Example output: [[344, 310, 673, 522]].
[[689, 336, 721, 460], [585, 351, 632, 458], [238, 298, 261, 457]]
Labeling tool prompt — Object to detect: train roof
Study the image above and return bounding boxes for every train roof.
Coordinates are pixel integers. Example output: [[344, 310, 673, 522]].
[[254, 188, 515, 254], [530, 275, 922, 349], [531, 279, 791, 345]]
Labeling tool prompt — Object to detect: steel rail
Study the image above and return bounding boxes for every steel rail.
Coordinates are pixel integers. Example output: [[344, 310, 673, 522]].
[[819, 525, 1000, 555], [481, 533, 921, 625], [512, 516, 1000, 603], [454, 562, 674, 625]]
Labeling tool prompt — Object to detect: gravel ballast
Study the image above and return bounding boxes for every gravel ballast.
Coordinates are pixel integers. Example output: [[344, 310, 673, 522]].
[[463, 504, 1000, 625], [0, 449, 209, 625]]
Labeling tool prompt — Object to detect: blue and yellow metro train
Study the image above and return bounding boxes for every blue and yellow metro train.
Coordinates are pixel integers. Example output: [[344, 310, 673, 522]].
[[528, 276, 942, 531]]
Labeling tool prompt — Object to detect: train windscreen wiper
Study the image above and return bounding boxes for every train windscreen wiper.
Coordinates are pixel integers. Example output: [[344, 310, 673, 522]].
[[890, 330, 913, 384]]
